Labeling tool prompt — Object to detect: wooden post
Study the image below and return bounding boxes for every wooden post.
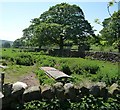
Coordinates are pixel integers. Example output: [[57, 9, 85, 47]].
[[0, 72, 5, 93]]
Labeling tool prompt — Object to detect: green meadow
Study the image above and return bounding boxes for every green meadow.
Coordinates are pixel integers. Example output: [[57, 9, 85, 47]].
[[0, 48, 119, 86]]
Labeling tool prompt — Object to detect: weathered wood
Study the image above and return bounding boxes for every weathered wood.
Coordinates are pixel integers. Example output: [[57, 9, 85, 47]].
[[40, 67, 71, 80], [0, 72, 5, 92]]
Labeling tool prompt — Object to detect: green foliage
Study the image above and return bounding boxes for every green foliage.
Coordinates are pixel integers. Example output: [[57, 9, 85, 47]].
[[100, 10, 120, 48], [16, 54, 34, 66], [90, 45, 118, 52], [83, 65, 99, 74], [33, 55, 118, 85], [60, 64, 72, 75], [95, 72, 120, 85], [39, 57, 56, 67], [35, 70, 55, 85], [1, 48, 119, 85], [39, 50, 46, 55], [13, 38, 25, 48], [23, 99, 70, 110], [22, 3, 94, 50], [23, 96, 120, 110], [70, 63, 82, 74], [1, 54, 10, 60]]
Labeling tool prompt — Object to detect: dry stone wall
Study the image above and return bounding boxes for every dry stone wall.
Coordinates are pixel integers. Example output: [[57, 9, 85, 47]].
[[85, 51, 120, 62], [0, 81, 120, 110], [49, 49, 120, 62]]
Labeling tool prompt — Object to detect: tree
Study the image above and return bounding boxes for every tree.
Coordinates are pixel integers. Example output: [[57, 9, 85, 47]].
[[40, 3, 94, 51], [33, 23, 65, 50], [23, 3, 94, 51], [95, 1, 120, 52], [2, 42, 11, 48], [13, 38, 24, 48], [100, 10, 120, 51]]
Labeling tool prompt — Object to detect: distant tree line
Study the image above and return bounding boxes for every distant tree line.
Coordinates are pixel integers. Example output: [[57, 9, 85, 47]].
[[2, 41, 11, 48]]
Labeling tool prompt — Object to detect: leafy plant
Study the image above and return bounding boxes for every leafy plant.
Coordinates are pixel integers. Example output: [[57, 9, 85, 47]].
[[35, 70, 55, 85], [16, 54, 34, 66], [83, 65, 99, 74], [23, 96, 120, 110], [60, 64, 72, 75]]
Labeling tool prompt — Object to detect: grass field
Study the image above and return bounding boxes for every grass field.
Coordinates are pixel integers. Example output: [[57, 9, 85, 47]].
[[0, 48, 119, 86]]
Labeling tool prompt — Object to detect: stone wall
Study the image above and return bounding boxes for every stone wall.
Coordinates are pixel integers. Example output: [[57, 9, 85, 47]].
[[0, 81, 120, 110], [49, 49, 119, 62], [85, 51, 120, 62]]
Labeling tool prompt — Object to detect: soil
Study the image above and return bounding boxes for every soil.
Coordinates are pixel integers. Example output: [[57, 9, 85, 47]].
[[19, 73, 40, 87]]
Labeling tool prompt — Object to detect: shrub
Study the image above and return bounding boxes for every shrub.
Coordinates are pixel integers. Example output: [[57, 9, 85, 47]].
[[39, 50, 46, 55], [83, 65, 99, 74], [40, 57, 56, 67], [60, 64, 72, 75], [3, 49, 6, 51], [2, 55, 10, 60], [70, 64, 82, 74], [10, 57, 15, 62], [16, 54, 34, 66], [2, 61, 7, 66]]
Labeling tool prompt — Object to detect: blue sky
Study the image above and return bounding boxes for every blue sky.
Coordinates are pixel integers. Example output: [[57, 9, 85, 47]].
[[0, 1, 118, 41]]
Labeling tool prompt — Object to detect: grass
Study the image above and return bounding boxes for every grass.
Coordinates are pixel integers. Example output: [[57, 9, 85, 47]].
[[55, 57, 119, 85], [0, 48, 119, 85], [2, 65, 38, 83]]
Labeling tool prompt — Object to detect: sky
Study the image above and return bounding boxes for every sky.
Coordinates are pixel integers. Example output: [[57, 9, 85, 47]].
[[0, 0, 118, 41]]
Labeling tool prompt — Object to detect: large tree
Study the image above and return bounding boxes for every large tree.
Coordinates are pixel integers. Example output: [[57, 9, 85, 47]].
[[23, 3, 94, 51]]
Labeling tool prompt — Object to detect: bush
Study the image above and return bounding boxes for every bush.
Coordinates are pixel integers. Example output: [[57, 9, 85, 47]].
[[2, 61, 7, 66], [23, 96, 120, 110], [10, 57, 15, 62], [60, 64, 72, 75], [40, 57, 56, 67], [83, 65, 99, 74], [2, 55, 10, 60], [16, 54, 34, 66], [96, 73, 120, 86], [39, 50, 46, 55], [70, 64, 82, 74]]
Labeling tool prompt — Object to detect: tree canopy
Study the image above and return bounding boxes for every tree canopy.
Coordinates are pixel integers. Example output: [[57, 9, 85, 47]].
[[22, 3, 94, 50], [100, 10, 120, 47]]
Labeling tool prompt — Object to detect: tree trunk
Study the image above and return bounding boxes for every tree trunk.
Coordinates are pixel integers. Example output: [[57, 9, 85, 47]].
[[78, 43, 85, 58], [59, 35, 64, 56]]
